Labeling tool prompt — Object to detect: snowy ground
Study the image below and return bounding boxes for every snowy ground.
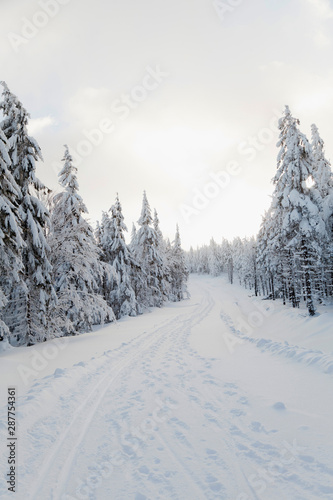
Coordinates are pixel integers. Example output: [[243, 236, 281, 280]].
[[0, 275, 333, 500]]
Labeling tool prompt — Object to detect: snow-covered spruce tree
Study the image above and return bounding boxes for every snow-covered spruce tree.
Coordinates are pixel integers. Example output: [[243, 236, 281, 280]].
[[129, 223, 137, 250], [194, 245, 209, 274], [221, 238, 233, 284], [227, 237, 258, 294], [95, 219, 102, 246], [0, 128, 24, 342], [153, 209, 172, 300], [268, 107, 301, 307], [103, 194, 137, 319], [186, 247, 195, 274], [0, 290, 10, 343], [97, 211, 118, 305], [311, 124, 333, 199], [208, 238, 222, 277], [98, 210, 115, 270], [231, 237, 247, 286], [169, 225, 189, 301], [257, 209, 281, 299], [0, 81, 56, 344], [49, 146, 113, 334], [271, 106, 327, 315], [133, 191, 165, 310], [164, 237, 175, 276], [128, 222, 147, 312], [311, 124, 333, 298], [242, 237, 259, 296]]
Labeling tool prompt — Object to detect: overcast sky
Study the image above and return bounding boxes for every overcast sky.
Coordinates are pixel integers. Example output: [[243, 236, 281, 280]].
[[1, 0, 333, 249]]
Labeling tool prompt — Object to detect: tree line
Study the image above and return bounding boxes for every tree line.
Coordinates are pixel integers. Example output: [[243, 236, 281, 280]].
[[187, 106, 333, 316], [0, 82, 188, 346]]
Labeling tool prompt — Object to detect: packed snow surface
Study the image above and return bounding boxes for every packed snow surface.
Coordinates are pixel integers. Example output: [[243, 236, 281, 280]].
[[0, 275, 332, 499]]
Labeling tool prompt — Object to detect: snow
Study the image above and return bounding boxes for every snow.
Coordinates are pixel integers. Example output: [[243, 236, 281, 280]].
[[0, 275, 332, 499]]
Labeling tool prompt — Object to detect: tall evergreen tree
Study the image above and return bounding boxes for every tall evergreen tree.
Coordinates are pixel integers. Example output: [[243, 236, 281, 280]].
[[0, 128, 23, 342], [311, 124, 333, 198], [130, 223, 137, 249], [271, 106, 326, 314], [257, 209, 281, 299], [153, 209, 172, 300], [311, 124, 333, 298], [0, 81, 56, 344], [133, 192, 164, 309], [49, 146, 113, 334], [170, 225, 189, 301], [221, 238, 233, 284], [97, 211, 118, 305], [105, 195, 137, 319]]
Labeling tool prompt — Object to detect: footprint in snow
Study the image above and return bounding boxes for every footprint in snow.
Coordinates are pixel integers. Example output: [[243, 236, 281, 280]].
[[130, 395, 143, 402], [230, 408, 246, 417], [236, 443, 249, 451], [142, 379, 155, 388], [204, 402, 219, 413], [204, 415, 222, 429], [249, 421, 267, 433], [230, 425, 247, 437], [148, 472, 162, 483], [224, 390, 237, 396], [174, 430, 192, 448], [224, 382, 238, 389], [170, 417, 190, 430], [203, 379, 218, 386], [206, 449, 218, 460], [272, 401, 286, 411], [164, 470, 177, 478], [205, 474, 224, 493], [238, 396, 249, 405], [252, 441, 278, 455], [138, 465, 149, 474]]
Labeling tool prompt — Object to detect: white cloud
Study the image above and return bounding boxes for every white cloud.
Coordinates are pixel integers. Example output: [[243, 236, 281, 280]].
[[305, 0, 333, 19], [314, 29, 331, 47], [259, 61, 285, 72], [28, 116, 56, 135]]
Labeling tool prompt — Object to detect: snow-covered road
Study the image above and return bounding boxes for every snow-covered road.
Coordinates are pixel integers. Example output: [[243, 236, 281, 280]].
[[1, 275, 332, 499]]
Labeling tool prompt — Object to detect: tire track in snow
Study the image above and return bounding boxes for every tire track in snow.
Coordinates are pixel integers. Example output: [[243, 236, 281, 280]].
[[29, 290, 214, 499], [26, 313, 187, 500]]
